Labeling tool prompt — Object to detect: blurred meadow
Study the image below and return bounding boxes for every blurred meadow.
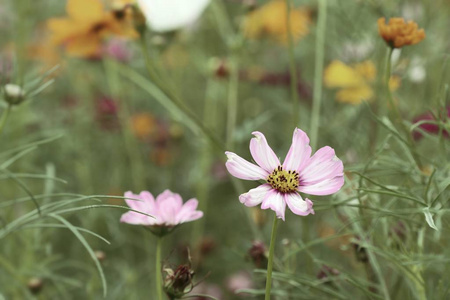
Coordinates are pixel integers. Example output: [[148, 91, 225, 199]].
[[0, 0, 449, 299]]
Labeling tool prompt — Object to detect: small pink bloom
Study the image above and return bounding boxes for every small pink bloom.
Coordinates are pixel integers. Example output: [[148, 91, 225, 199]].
[[120, 190, 203, 227], [103, 38, 133, 62], [412, 106, 450, 140], [226, 271, 253, 294], [225, 128, 344, 220]]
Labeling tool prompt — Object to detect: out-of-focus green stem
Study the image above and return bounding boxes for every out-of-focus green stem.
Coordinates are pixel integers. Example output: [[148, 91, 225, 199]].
[[265, 214, 279, 300], [156, 236, 164, 300], [384, 48, 423, 170], [285, 0, 300, 127], [0, 105, 11, 135], [226, 56, 239, 149], [139, 37, 224, 152], [192, 79, 215, 256], [104, 59, 146, 190], [309, 0, 327, 150]]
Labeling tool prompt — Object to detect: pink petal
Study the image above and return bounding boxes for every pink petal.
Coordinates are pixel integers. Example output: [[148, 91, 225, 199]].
[[124, 191, 150, 212], [283, 128, 312, 172], [155, 190, 184, 225], [284, 193, 314, 216], [225, 151, 269, 180], [261, 190, 286, 221], [120, 211, 156, 226], [239, 184, 272, 207], [176, 198, 203, 223], [300, 146, 344, 185], [250, 131, 280, 173], [298, 176, 344, 196]]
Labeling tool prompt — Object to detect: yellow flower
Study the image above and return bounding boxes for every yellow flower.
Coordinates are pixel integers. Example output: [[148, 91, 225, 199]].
[[244, 0, 311, 44], [324, 60, 400, 105], [130, 112, 156, 139], [47, 0, 138, 57], [378, 17, 425, 48]]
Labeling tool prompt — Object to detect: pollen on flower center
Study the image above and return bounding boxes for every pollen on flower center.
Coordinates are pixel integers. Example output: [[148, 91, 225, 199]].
[[267, 166, 299, 193]]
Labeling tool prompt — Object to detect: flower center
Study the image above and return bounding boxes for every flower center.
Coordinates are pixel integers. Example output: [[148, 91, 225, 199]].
[[267, 166, 299, 193]]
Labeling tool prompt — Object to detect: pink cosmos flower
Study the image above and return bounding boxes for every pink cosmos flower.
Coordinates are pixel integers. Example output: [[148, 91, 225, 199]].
[[225, 128, 344, 220], [120, 190, 203, 227]]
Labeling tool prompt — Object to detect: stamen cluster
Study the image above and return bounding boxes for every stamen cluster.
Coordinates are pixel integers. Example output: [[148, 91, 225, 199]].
[[267, 166, 299, 193]]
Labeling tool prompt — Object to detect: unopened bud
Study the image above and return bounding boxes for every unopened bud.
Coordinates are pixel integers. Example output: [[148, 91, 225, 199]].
[[4, 84, 25, 105], [317, 265, 340, 281], [95, 250, 106, 262], [27, 278, 43, 295], [248, 240, 267, 268], [164, 264, 195, 299]]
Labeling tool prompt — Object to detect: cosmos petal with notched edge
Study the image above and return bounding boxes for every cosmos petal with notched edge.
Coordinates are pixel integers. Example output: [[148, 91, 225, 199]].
[[283, 128, 312, 172], [250, 131, 280, 173], [300, 146, 344, 186], [284, 193, 314, 216], [261, 190, 286, 220], [225, 151, 269, 180], [298, 176, 344, 196], [239, 184, 272, 207]]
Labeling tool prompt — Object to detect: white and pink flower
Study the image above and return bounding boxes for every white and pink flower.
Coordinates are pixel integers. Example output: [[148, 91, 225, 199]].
[[225, 128, 344, 220], [120, 190, 203, 227]]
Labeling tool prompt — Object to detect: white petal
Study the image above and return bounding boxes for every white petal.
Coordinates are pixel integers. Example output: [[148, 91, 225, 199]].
[[284, 193, 314, 216], [239, 184, 272, 207], [137, 0, 210, 32], [261, 190, 286, 221], [225, 151, 269, 180]]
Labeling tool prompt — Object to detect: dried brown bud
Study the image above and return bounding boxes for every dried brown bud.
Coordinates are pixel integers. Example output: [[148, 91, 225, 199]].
[[248, 240, 267, 268], [164, 264, 195, 299]]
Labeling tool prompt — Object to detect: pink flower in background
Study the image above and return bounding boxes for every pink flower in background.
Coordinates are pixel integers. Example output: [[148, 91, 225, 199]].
[[412, 106, 450, 140], [95, 97, 119, 130], [120, 190, 203, 227], [225, 128, 344, 220], [226, 271, 253, 295], [103, 38, 133, 62]]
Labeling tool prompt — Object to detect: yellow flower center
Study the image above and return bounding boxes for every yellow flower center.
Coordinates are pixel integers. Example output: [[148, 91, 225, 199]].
[[267, 166, 299, 193]]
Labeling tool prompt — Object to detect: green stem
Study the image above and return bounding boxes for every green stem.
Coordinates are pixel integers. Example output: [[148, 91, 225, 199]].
[[309, 0, 327, 150], [285, 0, 300, 128], [156, 236, 164, 300], [384, 48, 423, 170], [0, 104, 11, 135], [226, 56, 239, 149], [139, 37, 224, 152], [265, 214, 279, 300]]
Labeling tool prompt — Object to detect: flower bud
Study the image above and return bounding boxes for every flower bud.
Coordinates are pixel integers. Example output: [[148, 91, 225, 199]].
[[317, 265, 340, 281], [164, 264, 195, 299], [248, 240, 267, 268], [3, 84, 25, 105], [27, 278, 43, 295]]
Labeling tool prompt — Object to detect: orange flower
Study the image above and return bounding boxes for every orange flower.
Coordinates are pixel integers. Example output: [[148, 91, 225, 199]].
[[130, 112, 156, 140], [377, 17, 425, 48], [244, 0, 311, 44], [47, 0, 138, 57]]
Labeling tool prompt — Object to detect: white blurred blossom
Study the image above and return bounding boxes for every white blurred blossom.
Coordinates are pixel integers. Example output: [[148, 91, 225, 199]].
[[137, 0, 211, 32]]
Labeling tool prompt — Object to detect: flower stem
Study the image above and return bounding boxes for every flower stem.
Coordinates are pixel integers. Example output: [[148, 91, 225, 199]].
[[0, 104, 11, 135], [384, 48, 423, 170], [226, 55, 240, 149], [139, 37, 224, 152], [156, 236, 164, 300], [285, 0, 300, 128], [309, 0, 327, 150], [265, 214, 279, 300]]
